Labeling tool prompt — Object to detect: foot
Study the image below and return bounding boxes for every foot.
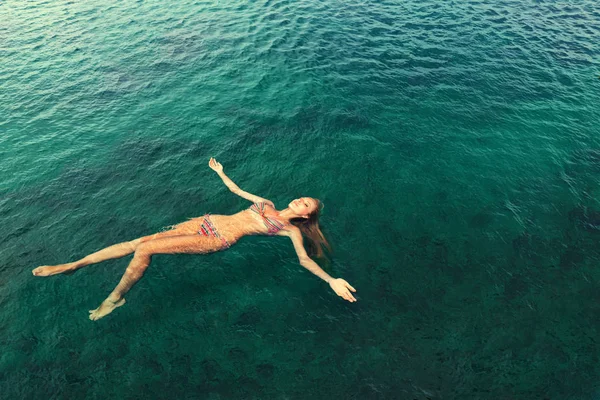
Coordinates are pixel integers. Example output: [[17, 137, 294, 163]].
[[32, 263, 77, 277], [89, 298, 126, 321]]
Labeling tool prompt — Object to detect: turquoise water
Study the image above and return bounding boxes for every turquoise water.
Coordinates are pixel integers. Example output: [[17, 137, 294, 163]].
[[2, 0, 600, 398]]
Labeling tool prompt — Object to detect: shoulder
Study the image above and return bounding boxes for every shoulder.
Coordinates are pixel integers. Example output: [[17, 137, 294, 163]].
[[276, 224, 301, 238], [251, 201, 272, 208], [261, 200, 276, 209]]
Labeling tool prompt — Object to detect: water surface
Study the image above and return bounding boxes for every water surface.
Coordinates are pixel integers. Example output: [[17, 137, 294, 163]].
[[1, 0, 600, 398]]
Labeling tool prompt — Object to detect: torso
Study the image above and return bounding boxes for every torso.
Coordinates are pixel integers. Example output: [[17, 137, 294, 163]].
[[202, 204, 287, 245]]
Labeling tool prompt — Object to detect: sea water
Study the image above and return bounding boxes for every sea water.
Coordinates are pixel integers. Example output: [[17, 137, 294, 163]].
[[1, 0, 600, 398]]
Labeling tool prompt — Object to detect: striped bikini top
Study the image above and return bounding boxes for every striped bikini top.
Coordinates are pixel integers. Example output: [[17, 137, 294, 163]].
[[249, 202, 285, 235]]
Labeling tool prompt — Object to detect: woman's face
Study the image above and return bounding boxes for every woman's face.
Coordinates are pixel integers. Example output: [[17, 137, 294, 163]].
[[288, 197, 318, 217]]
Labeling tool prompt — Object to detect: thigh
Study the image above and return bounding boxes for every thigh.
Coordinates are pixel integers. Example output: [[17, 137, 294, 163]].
[[170, 218, 206, 235], [139, 218, 203, 243], [139, 234, 225, 255]]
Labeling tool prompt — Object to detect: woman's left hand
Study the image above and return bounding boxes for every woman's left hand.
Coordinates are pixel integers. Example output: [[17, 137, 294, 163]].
[[329, 278, 357, 302], [209, 157, 223, 173]]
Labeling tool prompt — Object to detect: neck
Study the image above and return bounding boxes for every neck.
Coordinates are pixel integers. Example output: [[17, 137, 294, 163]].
[[277, 207, 302, 222]]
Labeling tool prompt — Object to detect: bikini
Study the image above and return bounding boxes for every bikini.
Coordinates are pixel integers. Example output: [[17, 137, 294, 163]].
[[197, 202, 284, 248], [198, 214, 231, 249], [249, 202, 285, 235]]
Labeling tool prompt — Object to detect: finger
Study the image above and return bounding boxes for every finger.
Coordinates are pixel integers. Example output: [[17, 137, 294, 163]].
[[343, 289, 356, 302], [346, 283, 356, 292], [343, 290, 353, 301]]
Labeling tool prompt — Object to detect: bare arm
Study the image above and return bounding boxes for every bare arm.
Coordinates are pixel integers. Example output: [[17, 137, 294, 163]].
[[209, 158, 274, 206], [287, 227, 334, 283], [279, 226, 357, 302]]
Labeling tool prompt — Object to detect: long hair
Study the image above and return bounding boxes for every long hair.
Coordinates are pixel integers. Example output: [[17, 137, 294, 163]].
[[290, 200, 331, 259]]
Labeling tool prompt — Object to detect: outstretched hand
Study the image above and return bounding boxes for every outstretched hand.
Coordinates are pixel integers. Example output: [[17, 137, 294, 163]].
[[329, 278, 357, 302], [209, 157, 223, 173]]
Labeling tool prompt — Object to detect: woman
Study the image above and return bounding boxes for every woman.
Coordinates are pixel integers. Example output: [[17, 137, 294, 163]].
[[33, 158, 357, 320]]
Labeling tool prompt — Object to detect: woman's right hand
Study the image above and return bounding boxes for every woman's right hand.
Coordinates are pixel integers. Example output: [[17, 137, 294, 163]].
[[329, 278, 357, 302], [209, 157, 223, 173]]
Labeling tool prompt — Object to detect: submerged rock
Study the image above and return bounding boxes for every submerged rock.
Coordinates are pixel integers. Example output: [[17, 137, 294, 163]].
[[568, 206, 600, 232]]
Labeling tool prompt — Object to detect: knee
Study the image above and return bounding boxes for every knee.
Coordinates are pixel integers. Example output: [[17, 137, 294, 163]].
[[126, 266, 145, 280], [128, 239, 142, 250], [134, 243, 152, 258], [131, 247, 152, 268]]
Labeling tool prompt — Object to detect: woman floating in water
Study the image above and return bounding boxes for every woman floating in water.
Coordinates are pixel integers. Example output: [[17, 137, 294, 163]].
[[33, 158, 357, 320]]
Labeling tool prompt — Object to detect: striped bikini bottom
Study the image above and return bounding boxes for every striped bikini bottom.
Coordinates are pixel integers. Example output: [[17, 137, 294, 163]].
[[198, 214, 231, 249]]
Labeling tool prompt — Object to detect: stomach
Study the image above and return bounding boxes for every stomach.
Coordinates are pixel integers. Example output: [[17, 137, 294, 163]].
[[205, 211, 263, 243], [153, 210, 265, 244]]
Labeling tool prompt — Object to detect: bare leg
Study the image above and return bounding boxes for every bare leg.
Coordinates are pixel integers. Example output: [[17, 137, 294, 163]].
[[32, 224, 199, 277], [32, 240, 141, 276], [88, 234, 224, 321]]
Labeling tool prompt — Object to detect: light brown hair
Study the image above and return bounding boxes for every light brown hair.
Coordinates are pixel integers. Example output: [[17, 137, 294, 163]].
[[290, 200, 331, 259]]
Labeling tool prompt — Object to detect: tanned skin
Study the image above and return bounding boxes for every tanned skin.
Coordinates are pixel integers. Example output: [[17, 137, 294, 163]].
[[33, 158, 357, 320]]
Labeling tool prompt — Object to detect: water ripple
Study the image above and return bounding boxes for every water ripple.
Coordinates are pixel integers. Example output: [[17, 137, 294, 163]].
[[2, 0, 600, 398]]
